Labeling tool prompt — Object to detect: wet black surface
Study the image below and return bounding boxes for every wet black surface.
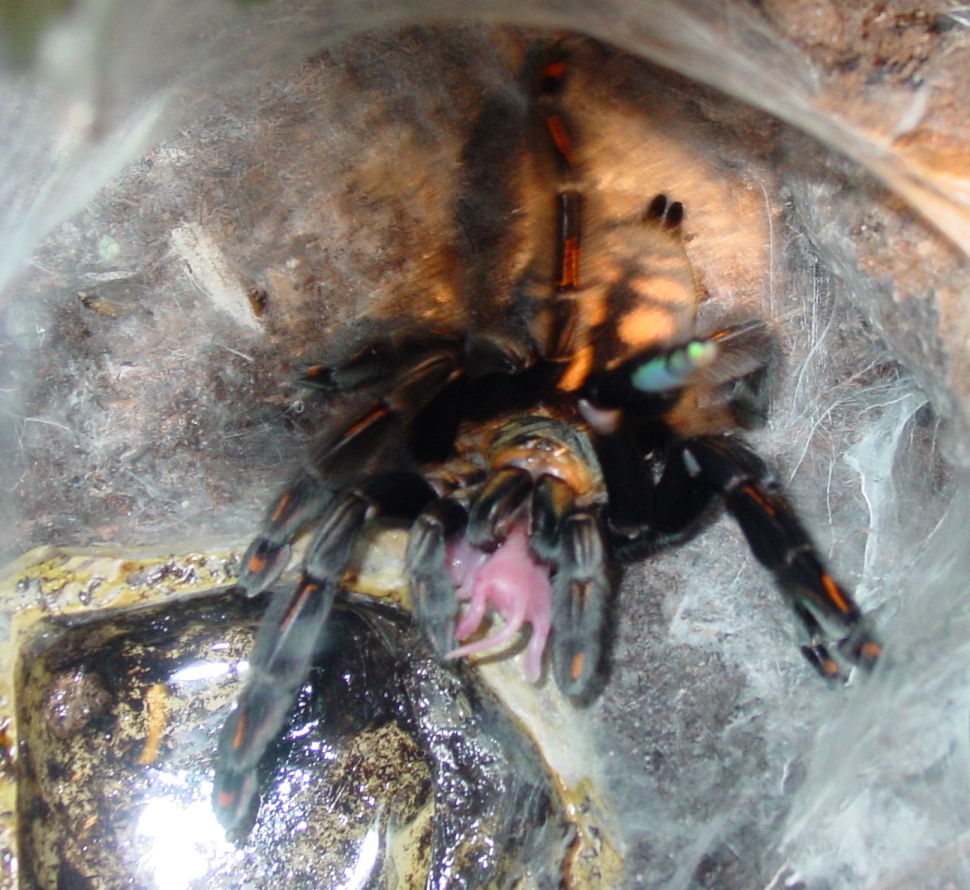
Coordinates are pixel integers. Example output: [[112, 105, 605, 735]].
[[17, 590, 568, 889]]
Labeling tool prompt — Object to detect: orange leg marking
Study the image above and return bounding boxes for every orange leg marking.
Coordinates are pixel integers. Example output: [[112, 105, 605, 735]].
[[570, 651, 586, 683], [820, 572, 851, 614], [558, 237, 580, 290], [545, 114, 575, 167], [270, 492, 292, 523], [280, 581, 319, 633], [231, 710, 248, 752], [558, 344, 593, 392], [343, 405, 390, 440], [542, 59, 566, 81], [740, 484, 776, 517], [821, 657, 841, 679]]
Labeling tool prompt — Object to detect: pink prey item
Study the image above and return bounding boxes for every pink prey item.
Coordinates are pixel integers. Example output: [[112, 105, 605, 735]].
[[443, 527, 553, 682]]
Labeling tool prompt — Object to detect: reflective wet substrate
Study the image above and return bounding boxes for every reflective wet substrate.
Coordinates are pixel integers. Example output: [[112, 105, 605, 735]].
[[16, 590, 572, 889]]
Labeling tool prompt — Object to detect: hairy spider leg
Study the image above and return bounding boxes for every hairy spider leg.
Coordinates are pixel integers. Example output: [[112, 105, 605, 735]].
[[579, 313, 879, 678], [215, 472, 435, 830], [406, 497, 469, 656], [299, 328, 463, 392], [549, 509, 611, 698], [588, 400, 879, 677], [527, 40, 585, 364], [682, 435, 881, 678], [235, 469, 335, 599], [236, 343, 463, 597]]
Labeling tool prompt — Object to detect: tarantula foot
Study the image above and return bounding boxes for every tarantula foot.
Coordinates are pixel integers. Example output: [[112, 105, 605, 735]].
[[839, 627, 882, 671], [798, 618, 881, 682], [796, 617, 882, 684], [213, 720, 259, 830], [800, 643, 845, 682]]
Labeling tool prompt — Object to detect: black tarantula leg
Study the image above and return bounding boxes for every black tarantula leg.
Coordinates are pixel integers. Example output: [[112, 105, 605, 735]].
[[682, 435, 881, 678], [237, 347, 463, 598], [215, 472, 435, 829], [237, 469, 335, 596], [792, 603, 851, 678], [532, 474, 610, 700], [533, 40, 576, 177], [299, 328, 463, 393], [216, 490, 369, 829], [527, 40, 585, 362], [552, 512, 610, 699], [309, 347, 463, 479], [406, 498, 468, 656]]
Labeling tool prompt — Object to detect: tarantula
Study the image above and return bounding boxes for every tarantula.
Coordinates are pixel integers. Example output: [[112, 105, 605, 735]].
[[214, 39, 881, 830]]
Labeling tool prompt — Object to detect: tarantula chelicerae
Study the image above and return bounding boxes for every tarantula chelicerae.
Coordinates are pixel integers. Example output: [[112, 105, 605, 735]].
[[214, 39, 881, 829]]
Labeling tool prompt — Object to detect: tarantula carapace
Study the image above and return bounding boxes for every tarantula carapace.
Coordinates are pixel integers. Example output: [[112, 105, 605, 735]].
[[214, 39, 881, 830]]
